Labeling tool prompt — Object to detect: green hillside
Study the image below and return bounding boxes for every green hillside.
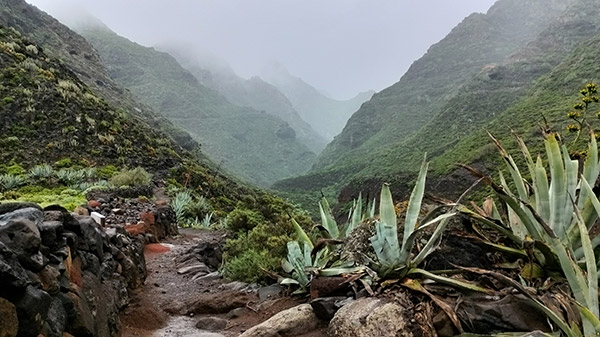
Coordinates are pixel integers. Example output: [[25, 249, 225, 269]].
[[275, 0, 580, 202], [0, 0, 198, 152], [79, 27, 316, 186], [162, 48, 328, 153]]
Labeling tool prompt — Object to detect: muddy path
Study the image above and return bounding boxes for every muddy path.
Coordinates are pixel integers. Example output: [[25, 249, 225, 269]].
[[119, 228, 327, 337]]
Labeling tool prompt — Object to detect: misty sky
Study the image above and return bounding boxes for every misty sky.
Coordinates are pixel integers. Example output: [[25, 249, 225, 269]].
[[26, 0, 496, 100]]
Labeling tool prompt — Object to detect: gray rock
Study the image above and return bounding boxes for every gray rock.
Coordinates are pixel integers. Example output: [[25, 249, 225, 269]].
[[178, 263, 210, 275], [328, 297, 408, 337], [310, 297, 351, 321], [258, 284, 283, 302], [38, 221, 63, 249], [219, 281, 249, 292], [195, 271, 221, 283], [195, 316, 228, 331], [13, 285, 52, 337], [239, 304, 321, 337], [0, 219, 45, 271], [0, 241, 30, 291], [0, 203, 43, 226], [42, 297, 67, 337]]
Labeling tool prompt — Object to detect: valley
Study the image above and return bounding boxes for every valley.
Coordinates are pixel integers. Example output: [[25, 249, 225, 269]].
[[2, 0, 600, 336]]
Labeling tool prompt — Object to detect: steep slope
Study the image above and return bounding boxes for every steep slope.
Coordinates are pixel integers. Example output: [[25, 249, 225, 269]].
[[78, 26, 316, 186], [161, 48, 328, 153], [393, 0, 600, 178], [260, 62, 374, 140], [313, 0, 573, 171], [0, 0, 198, 151], [275, 0, 576, 197], [435, 15, 600, 179], [0, 25, 184, 170]]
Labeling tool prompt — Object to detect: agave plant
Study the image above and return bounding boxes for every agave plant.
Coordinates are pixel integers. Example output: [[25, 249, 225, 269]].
[[462, 131, 600, 337], [317, 193, 375, 240], [367, 157, 486, 293], [0, 174, 26, 191], [171, 190, 193, 225], [28, 164, 54, 180]]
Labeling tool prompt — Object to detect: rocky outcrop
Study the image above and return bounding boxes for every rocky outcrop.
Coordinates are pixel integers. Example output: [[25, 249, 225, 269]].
[[328, 297, 435, 337], [0, 202, 147, 337], [238, 304, 323, 337], [82, 187, 178, 242]]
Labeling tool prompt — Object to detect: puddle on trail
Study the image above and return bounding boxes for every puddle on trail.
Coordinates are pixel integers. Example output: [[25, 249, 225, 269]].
[[149, 316, 226, 337]]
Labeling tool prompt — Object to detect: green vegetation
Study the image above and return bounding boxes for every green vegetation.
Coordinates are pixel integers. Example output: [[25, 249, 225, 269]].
[[459, 130, 600, 336], [79, 27, 317, 186], [109, 167, 152, 187], [275, 0, 589, 209], [167, 50, 328, 153]]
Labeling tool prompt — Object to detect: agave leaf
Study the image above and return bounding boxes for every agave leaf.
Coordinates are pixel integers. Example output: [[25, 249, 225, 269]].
[[546, 136, 569, 239], [320, 266, 367, 277], [499, 171, 528, 239], [285, 241, 311, 287], [319, 198, 339, 239], [406, 213, 456, 265], [291, 218, 314, 249], [370, 220, 400, 269], [534, 155, 551, 222], [578, 304, 600, 335], [280, 278, 300, 285], [579, 133, 600, 212], [550, 238, 590, 311], [408, 268, 491, 293], [380, 184, 397, 231], [282, 259, 294, 273], [402, 155, 429, 248], [368, 198, 376, 218], [346, 193, 363, 236], [457, 206, 523, 245], [572, 202, 599, 319]]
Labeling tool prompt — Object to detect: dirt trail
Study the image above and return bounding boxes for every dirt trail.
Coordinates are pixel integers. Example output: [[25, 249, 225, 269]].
[[119, 228, 325, 337]]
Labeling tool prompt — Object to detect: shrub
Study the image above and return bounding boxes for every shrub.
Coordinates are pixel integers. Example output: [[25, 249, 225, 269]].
[[227, 207, 264, 232], [222, 249, 281, 284], [109, 167, 152, 187], [97, 165, 118, 179]]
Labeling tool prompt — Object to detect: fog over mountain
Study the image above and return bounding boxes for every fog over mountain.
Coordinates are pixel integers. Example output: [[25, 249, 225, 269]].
[[25, 0, 495, 100]]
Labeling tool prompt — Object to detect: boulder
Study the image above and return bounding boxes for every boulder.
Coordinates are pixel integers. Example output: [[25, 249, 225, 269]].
[[0, 219, 45, 271], [13, 285, 52, 337], [167, 290, 255, 315], [0, 203, 43, 227], [42, 297, 67, 337], [239, 304, 322, 337], [0, 241, 30, 292], [328, 298, 410, 337], [0, 297, 18, 337]]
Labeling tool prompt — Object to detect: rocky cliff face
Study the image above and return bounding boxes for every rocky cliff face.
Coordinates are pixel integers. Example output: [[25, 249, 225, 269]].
[[0, 202, 147, 337]]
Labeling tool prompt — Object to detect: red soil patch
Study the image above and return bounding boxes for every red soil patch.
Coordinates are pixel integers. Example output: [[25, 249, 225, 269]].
[[144, 243, 170, 254]]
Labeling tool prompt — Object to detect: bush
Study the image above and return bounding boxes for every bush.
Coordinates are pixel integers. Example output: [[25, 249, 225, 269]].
[[227, 207, 264, 232], [97, 165, 118, 179], [109, 167, 152, 187], [222, 249, 281, 284]]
